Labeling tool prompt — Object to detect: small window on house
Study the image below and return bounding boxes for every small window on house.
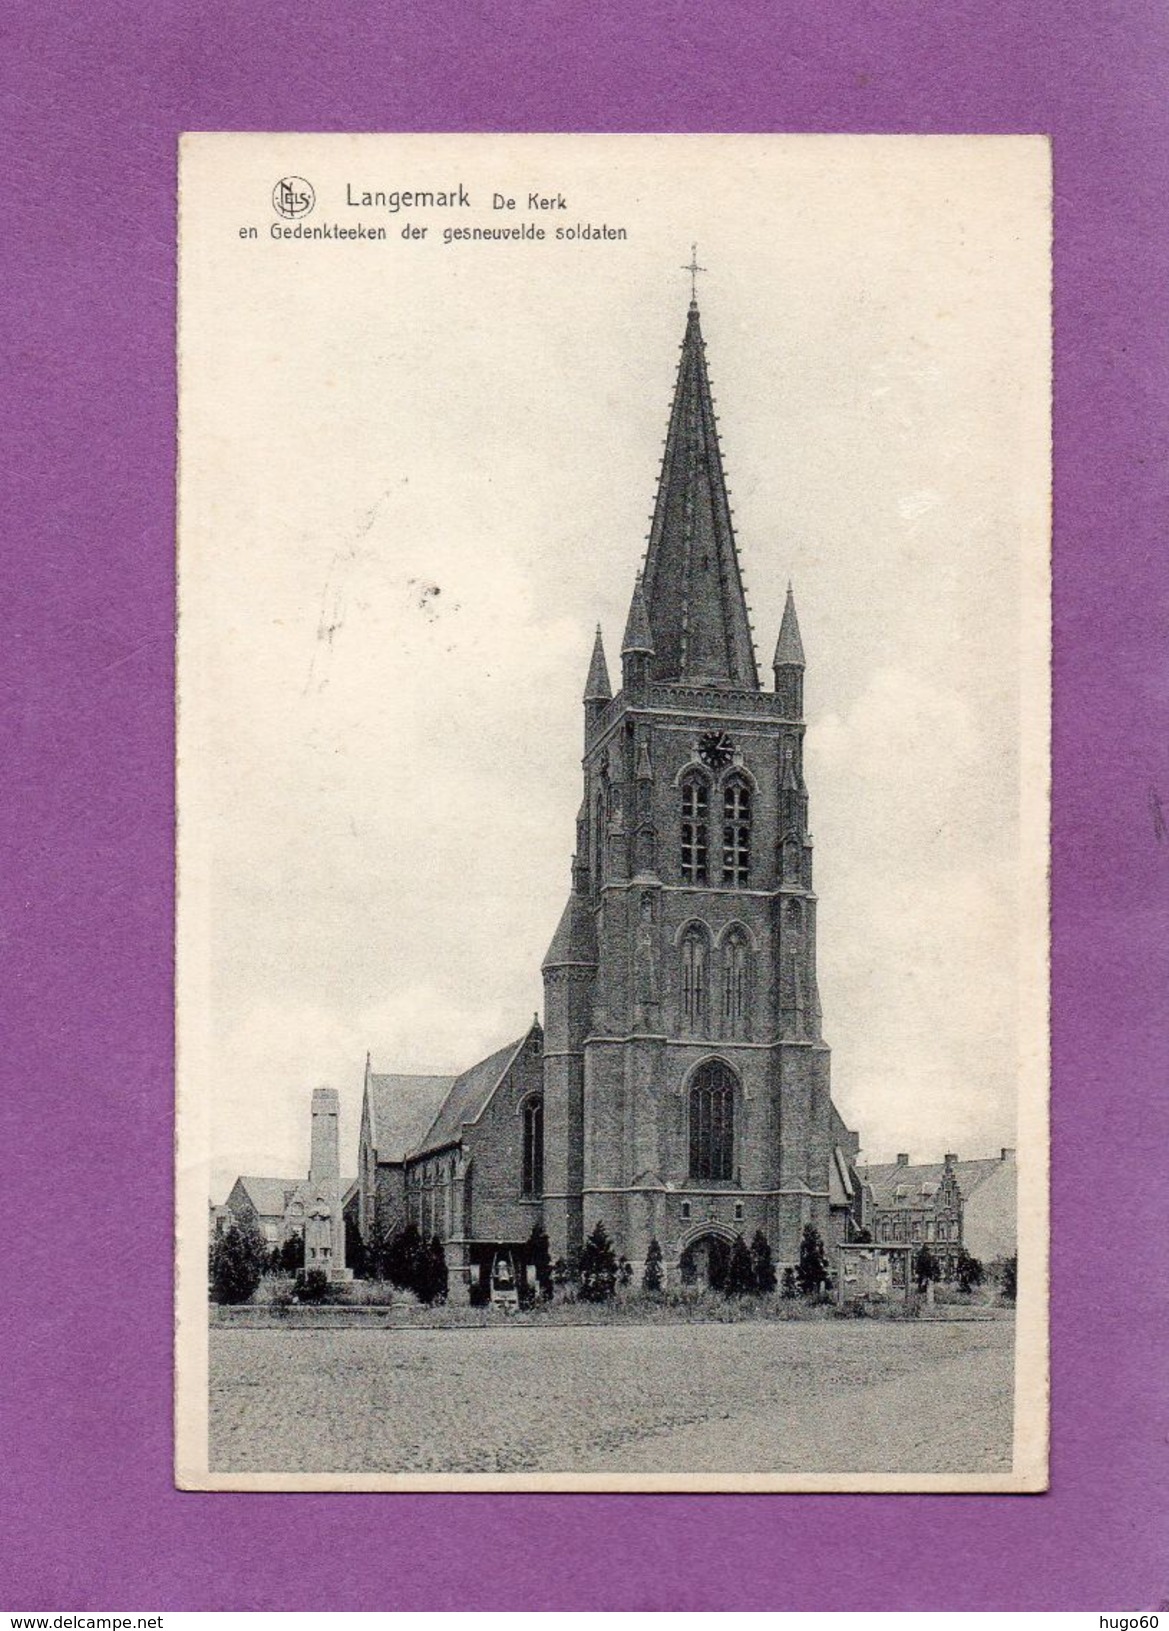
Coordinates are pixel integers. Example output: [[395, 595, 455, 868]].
[[681, 1201, 691, 1220], [681, 777, 709, 884], [734, 1202, 744, 1221], [722, 781, 751, 886]]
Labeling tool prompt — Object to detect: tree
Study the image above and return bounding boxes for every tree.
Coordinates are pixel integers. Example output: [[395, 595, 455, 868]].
[[780, 1265, 798, 1299], [279, 1230, 305, 1275], [725, 1234, 755, 1296], [796, 1223, 830, 1296], [955, 1248, 984, 1294], [366, 1218, 395, 1282], [551, 1256, 572, 1289], [526, 1224, 553, 1301], [749, 1230, 777, 1294], [209, 1221, 266, 1305], [386, 1222, 426, 1293], [345, 1215, 368, 1280], [707, 1234, 731, 1293], [914, 1243, 941, 1292], [642, 1237, 664, 1294], [1000, 1252, 1017, 1303], [416, 1236, 448, 1305], [578, 1220, 619, 1303]]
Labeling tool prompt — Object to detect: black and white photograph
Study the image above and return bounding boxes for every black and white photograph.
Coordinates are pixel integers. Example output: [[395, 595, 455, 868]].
[[176, 133, 1049, 1491]]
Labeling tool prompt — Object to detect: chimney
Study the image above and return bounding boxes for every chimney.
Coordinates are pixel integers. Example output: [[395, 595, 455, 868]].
[[944, 1152, 957, 1166], [1001, 1146, 1014, 1162], [896, 1153, 909, 1167]]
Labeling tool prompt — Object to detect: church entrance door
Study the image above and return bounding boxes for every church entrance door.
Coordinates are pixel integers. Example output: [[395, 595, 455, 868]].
[[679, 1231, 732, 1292]]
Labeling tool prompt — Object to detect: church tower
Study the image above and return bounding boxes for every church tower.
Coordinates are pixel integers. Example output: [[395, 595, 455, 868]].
[[542, 293, 853, 1282]]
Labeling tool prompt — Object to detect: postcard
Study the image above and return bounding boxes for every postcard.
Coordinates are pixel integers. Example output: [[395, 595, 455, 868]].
[[176, 132, 1049, 1491]]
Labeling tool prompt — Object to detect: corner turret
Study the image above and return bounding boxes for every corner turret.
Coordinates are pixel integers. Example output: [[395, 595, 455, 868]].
[[583, 624, 612, 737], [622, 575, 655, 698], [773, 583, 805, 717]]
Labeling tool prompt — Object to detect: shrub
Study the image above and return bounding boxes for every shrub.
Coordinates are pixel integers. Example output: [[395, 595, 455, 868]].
[[295, 1267, 332, 1304], [780, 1265, 798, 1299], [617, 1257, 633, 1290], [725, 1234, 756, 1297], [796, 1224, 830, 1296], [209, 1221, 267, 1305], [642, 1237, 664, 1294], [578, 1220, 619, 1303], [749, 1230, 777, 1294]]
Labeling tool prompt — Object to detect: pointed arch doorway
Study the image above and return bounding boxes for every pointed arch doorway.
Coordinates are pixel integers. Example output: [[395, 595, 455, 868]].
[[678, 1224, 736, 1291]]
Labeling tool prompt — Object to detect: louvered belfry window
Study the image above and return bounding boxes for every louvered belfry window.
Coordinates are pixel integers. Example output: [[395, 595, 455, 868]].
[[688, 1060, 736, 1182], [681, 777, 709, 883], [722, 781, 751, 886]]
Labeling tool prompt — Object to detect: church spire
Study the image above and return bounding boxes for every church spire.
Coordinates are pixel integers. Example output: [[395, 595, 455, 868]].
[[583, 624, 612, 702], [640, 300, 759, 690]]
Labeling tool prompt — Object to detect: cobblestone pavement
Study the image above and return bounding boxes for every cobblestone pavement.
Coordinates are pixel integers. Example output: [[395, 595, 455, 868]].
[[210, 1317, 1013, 1475]]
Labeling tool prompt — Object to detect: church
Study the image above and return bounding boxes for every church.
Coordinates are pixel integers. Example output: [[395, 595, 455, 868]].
[[355, 290, 864, 1300]]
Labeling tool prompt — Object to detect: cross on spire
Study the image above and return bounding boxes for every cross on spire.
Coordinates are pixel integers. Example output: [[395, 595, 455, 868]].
[[682, 243, 707, 304]]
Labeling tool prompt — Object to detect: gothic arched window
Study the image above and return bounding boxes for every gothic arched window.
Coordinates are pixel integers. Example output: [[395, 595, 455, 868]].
[[681, 925, 709, 1031], [722, 779, 751, 886], [521, 1095, 544, 1197], [688, 1059, 736, 1182], [722, 930, 749, 1034], [681, 775, 709, 884]]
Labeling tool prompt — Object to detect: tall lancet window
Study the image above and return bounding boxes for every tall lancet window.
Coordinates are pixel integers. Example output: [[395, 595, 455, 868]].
[[689, 1060, 736, 1182], [521, 1095, 544, 1197], [593, 792, 606, 898], [681, 925, 709, 1031], [722, 930, 749, 1034], [681, 776, 709, 884], [722, 780, 751, 886]]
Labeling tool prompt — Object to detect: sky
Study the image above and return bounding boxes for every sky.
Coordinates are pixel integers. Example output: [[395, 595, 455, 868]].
[[178, 134, 1050, 1199]]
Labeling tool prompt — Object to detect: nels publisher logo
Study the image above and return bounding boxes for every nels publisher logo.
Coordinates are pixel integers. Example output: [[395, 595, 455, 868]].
[[272, 176, 315, 220]]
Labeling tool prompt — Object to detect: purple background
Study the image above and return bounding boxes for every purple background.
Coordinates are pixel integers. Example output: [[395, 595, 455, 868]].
[[4, 0, 1166, 1611]]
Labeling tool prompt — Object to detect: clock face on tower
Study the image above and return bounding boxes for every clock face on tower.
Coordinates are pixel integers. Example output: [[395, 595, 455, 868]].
[[698, 730, 735, 770]]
